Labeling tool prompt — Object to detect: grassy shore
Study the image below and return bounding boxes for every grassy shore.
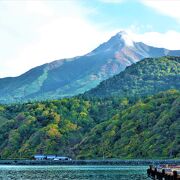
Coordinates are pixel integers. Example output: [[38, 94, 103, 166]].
[[0, 159, 180, 166]]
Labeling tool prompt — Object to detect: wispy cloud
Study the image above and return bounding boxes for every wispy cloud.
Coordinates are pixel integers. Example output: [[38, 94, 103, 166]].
[[99, 0, 124, 4], [141, 0, 180, 22], [127, 30, 180, 50]]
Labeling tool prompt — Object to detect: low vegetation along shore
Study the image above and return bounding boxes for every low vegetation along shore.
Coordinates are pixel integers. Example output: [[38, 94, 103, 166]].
[[0, 159, 180, 166]]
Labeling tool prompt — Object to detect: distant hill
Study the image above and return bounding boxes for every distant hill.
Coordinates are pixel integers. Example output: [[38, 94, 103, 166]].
[[1, 32, 180, 103], [0, 90, 179, 159], [85, 56, 180, 98]]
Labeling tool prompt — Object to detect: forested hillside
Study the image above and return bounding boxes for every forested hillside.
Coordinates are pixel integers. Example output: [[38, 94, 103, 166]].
[[85, 56, 180, 98], [0, 90, 179, 159], [77, 90, 180, 159]]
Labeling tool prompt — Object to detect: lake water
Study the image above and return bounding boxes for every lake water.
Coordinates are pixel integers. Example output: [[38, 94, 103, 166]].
[[0, 165, 151, 180]]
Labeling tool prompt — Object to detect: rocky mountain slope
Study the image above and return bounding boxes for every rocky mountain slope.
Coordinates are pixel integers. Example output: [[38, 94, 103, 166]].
[[1, 31, 180, 103]]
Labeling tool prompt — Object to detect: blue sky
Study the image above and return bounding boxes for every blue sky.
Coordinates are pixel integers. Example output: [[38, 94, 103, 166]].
[[83, 0, 179, 33], [0, 0, 180, 77]]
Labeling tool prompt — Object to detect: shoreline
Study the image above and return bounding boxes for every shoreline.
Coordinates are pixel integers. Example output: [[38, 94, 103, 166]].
[[0, 159, 180, 166]]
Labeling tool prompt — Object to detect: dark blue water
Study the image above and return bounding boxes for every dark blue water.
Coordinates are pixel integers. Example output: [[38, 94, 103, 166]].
[[0, 165, 151, 180]]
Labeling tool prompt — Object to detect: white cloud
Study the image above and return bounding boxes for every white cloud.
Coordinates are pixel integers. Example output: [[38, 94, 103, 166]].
[[127, 30, 180, 50], [1, 0, 180, 78], [0, 0, 112, 77], [7, 17, 113, 75], [141, 0, 180, 22]]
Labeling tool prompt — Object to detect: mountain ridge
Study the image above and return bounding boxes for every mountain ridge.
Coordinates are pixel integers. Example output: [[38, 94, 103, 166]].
[[1, 32, 180, 103]]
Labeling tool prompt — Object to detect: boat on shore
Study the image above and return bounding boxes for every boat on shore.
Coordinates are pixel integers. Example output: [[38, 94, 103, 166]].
[[147, 165, 180, 179]]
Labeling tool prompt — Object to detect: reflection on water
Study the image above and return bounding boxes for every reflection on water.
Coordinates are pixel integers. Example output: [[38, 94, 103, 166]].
[[0, 165, 151, 180]]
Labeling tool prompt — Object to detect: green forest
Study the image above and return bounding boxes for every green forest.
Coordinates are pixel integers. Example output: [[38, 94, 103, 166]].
[[85, 56, 180, 98], [0, 56, 179, 159], [0, 89, 179, 159]]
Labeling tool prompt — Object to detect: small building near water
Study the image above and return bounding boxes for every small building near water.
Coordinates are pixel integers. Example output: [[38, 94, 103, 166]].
[[46, 155, 56, 160], [33, 154, 72, 161], [34, 154, 46, 160], [54, 156, 72, 161]]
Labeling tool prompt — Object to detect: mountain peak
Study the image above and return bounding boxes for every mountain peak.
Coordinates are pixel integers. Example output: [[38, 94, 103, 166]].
[[116, 31, 134, 47], [92, 31, 135, 53], [117, 30, 127, 36]]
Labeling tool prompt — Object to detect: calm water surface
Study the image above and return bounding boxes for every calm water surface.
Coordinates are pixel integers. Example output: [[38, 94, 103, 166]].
[[0, 165, 151, 180]]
